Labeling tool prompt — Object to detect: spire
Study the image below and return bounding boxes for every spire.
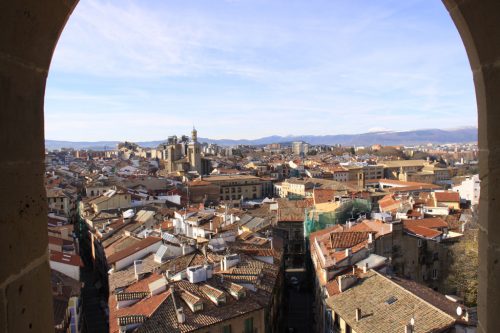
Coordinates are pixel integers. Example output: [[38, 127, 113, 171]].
[[191, 126, 198, 143]]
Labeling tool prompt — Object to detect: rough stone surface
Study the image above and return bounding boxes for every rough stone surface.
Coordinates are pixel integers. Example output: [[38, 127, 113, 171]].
[[5, 262, 54, 333], [443, 0, 500, 332], [0, 0, 77, 70], [0, 1, 78, 332], [0, 291, 6, 332]]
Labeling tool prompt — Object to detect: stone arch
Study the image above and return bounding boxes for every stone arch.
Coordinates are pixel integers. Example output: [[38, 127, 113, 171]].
[[0, 1, 498, 332]]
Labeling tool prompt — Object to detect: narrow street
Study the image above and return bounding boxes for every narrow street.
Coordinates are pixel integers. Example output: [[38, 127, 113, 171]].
[[282, 271, 314, 333], [80, 267, 108, 333], [77, 212, 109, 333]]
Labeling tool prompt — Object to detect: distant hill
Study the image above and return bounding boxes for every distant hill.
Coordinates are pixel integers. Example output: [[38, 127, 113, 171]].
[[45, 127, 477, 150]]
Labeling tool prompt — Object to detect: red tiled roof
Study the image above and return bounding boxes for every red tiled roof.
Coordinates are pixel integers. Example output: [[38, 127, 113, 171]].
[[404, 225, 442, 239], [350, 220, 392, 237], [309, 224, 343, 239], [434, 191, 460, 203], [406, 210, 423, 218], [109, 289, 170, 333], [403, 218, 448, 229], [328, 232, 371, 249], [313, 189, 336, 204], [378, 194, 400, 212], [50, 251, 83, 267], [325, 280, 340, 297], [331, 240, 369, 263]]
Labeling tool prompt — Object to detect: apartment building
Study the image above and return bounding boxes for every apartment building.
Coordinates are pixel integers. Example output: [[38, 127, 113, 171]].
[[203, 174, 264, 202]]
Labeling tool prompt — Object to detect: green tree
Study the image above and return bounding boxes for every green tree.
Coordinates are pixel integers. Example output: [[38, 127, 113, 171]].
[[445, 229, 478, 307]]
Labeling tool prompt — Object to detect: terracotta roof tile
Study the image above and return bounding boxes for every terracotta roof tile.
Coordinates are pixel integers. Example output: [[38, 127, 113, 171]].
[[50, 251, 83, 267], [435, 191, 460, 203]]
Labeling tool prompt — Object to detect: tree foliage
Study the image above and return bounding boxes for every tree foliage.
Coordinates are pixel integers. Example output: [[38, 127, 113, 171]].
[[444, 229, 479, 307]]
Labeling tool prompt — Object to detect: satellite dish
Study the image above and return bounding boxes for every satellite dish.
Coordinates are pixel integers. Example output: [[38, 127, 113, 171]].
[[456, 306, 463, 316]]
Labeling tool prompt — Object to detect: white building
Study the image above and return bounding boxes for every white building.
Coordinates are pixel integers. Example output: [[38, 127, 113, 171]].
[[292, 141, 309, 155], [453, 174, 480, 206]]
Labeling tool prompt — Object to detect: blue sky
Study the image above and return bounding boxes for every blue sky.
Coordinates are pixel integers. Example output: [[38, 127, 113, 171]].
[[45, 0, 477, 141]]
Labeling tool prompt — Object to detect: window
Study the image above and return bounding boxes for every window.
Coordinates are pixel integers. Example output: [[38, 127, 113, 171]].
[[432, 269, 438, 280], [417, 239, 423, 247], [222, 325, 231, 333], [244, 317, 253, 333]]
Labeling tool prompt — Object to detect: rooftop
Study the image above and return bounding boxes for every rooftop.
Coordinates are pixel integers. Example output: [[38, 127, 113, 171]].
[[326, 270, 464, 333]]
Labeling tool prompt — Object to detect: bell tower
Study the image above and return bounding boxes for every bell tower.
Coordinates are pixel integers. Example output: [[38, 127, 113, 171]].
[[188, 126, 202, 174]]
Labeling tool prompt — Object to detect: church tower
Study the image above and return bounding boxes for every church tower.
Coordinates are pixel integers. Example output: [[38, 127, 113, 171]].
[[188, 126, 202, 174]]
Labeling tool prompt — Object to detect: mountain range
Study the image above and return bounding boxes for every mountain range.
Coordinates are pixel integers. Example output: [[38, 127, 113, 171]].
[[45, 127, 477, 150]]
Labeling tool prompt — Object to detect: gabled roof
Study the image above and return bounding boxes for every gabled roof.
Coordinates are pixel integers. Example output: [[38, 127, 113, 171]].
[[326, 270, 458, 333], [349, 220, 392, 238], [404, 225, 442, 239], [328, 232, 372, 249], [378, 194, 400, 212], [403, 217, 448, 229], [107, 237, 162, 265], [434, 191, 460, 203]]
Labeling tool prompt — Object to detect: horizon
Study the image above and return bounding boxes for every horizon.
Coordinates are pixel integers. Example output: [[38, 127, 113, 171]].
[[45, 125, 477, 144], [46, 1, 477, 141]]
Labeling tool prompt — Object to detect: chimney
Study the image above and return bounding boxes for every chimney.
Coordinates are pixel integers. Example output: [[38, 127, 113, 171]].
[[345, 248, 352, 257], [337, 274, 356, 292], [134, 260, 143, 281], [368, 233, 373, 244], [220, 259, 225, 271], [176, 308, 185, 324], [363, 262, 369, 273], [404, 324, 413, 333], [355, 308, 361, 322], [209, 221, 213, 231], [390, 223, 393, 232]]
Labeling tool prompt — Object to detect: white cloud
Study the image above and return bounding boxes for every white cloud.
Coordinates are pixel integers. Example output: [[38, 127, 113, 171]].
[[45, 0, 477, 141]]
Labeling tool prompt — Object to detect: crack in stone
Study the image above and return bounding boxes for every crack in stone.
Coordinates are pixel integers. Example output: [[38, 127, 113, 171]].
[[0, 51, 48, 75], [0, 248, 49, 290]]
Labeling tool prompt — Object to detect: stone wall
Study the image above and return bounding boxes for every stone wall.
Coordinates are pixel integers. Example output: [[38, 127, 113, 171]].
[[0, 0, 499, 332], [0, 1, 77, 332]]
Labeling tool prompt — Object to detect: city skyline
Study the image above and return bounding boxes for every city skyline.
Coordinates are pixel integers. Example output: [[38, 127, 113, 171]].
[[46, 0, 476, 141]]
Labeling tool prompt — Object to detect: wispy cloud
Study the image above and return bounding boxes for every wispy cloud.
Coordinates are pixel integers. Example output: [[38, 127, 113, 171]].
[[46, 0, 477, 141]]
